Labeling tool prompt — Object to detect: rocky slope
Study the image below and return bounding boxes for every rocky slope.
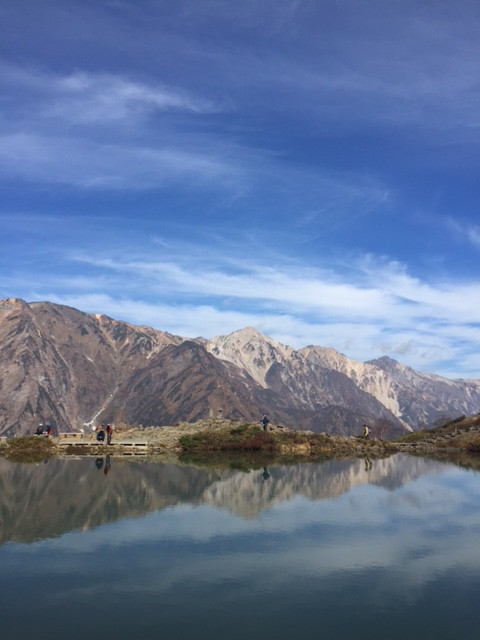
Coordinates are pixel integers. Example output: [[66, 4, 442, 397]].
[[0, 298, 181, 435], [1, 298, 479, 437], [206, 328, 405, 436], [300, 347, 480, 429], [206, 327, 480, 432]]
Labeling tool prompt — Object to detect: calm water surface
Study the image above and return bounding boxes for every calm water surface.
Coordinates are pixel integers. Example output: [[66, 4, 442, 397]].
[[1, 453, 480, 639]]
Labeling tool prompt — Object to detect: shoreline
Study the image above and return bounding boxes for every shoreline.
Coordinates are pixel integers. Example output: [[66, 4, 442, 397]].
[[3, 416, 480, 463]]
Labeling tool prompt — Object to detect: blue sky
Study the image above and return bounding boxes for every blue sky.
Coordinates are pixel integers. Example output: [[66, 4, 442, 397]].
[[1, 0, 480, 379]]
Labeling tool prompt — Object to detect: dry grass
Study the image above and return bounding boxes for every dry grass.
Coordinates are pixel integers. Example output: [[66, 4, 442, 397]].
[[179, 424, 277, 452], [395, 414, 480, 446], [2, 436, 55, 463], [179, 424, 390, 458]]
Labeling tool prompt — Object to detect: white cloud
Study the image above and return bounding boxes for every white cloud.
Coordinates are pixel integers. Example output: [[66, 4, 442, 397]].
[[0, 64, 246, 191], [0, 133, 241, 189], [0, 61, 395, 214], [74, 251, 480, 327], [359, 256, 480, 322], [47, 71, 217, 123], [1, 64, 217, 122]]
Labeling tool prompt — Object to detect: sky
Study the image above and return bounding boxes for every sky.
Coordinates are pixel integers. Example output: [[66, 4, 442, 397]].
[[1, 0, 480, 379]]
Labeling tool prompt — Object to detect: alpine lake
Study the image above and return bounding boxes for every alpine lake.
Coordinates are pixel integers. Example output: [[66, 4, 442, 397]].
[[1, 451, 480, 640]]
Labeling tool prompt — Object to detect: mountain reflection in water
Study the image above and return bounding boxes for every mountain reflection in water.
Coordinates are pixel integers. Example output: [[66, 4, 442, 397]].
[[0, 454, 444, 543], [2, 453, 480, 640]]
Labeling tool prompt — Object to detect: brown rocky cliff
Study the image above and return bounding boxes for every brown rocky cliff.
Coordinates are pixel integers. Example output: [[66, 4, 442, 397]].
[[0, 299, 181, 435]]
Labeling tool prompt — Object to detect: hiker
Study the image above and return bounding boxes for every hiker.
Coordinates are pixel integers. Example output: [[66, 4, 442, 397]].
[[261, 414, 270, 431], [363, 424, 370, 439], [96, 425, 106, 443], [106, 423, 113, 445]]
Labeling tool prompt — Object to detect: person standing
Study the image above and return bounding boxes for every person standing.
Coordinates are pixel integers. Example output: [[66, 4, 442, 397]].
[[106, 423, 113, 445], [261, 415, 270, 431], [363, 424, 370, 439]]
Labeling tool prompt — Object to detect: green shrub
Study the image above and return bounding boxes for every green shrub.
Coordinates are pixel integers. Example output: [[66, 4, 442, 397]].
[[395, 431, 429, 443]]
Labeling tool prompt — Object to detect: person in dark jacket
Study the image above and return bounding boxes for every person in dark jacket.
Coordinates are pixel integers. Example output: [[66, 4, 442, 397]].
[[96, 425, 106, 442]]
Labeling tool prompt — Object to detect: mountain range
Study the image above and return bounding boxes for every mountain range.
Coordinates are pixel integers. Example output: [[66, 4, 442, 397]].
[[1, 297, 480, 438]]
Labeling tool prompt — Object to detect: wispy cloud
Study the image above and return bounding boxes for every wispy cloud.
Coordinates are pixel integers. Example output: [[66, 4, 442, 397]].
[[468, 227, 480, 248], [0, 58, 395, 209], [0, 64, 239, 190], [1, 64, 218, 121], [49, 71, 217, 122], [443, 216, 480, 251], [72, 249, 480, 325], [0, 133, 243, 189]]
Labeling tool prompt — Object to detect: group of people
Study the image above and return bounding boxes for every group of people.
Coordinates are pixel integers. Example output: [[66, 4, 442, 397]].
[[96, 423, 114, 444], [35, 423, 54, 436]]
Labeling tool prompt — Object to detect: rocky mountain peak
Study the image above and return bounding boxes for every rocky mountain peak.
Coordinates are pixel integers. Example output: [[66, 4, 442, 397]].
[[367, 355, 401, 371], [301, 345, 350, 369], [1, 297, 28, 309], [366, 355, 423, 385], [206, 326, 293, 387]]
